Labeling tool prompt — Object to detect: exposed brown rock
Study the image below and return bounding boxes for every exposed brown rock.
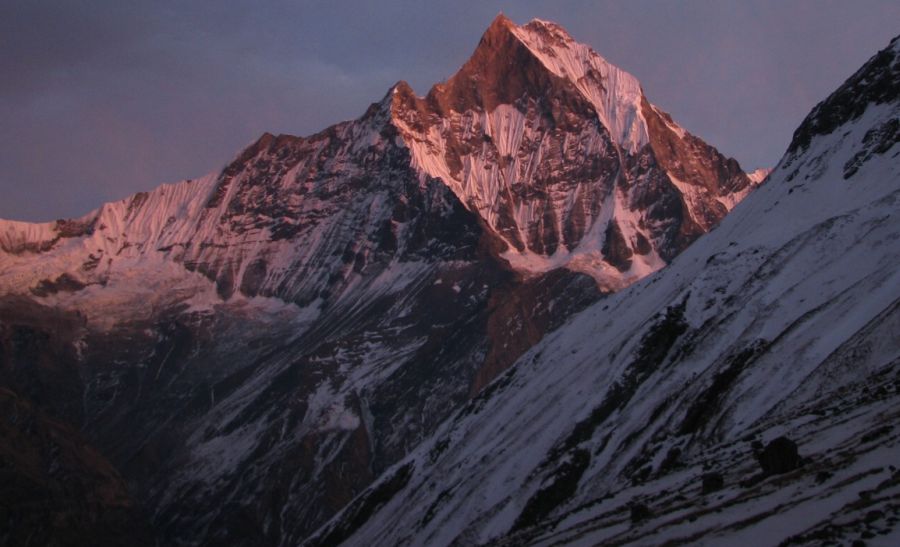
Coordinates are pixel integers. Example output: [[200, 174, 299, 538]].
[[471, 268, 600, 396], [602, 220, 634, 272], [30, 272, 88, 296], [54, 217, 97, 239]]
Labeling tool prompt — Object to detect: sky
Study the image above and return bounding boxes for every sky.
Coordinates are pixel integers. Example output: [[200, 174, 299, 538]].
[[1, 1, 898, 222]]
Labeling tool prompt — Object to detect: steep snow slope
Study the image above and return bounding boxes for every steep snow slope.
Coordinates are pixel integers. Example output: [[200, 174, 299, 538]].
[[311, 35, 900, 547]]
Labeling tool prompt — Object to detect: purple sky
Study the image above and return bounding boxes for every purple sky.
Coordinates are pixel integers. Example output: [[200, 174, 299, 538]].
[[2, 1, 898, 222]]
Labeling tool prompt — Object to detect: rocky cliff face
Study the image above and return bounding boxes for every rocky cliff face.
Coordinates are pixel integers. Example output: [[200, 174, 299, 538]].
[[0, 16, 762, 546]]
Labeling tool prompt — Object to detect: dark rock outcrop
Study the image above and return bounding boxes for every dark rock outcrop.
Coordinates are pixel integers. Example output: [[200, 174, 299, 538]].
[[756, 436, 803, 476], [702, 472, 725, 494]]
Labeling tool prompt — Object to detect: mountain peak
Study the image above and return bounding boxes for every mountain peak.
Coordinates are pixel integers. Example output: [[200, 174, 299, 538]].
[[422, 17, 640, 128], [422, 15, 568, 114], [486, 12, 514, 31], [466, 16, 650, 152], [521, 17, 577, 44], [481, 15, 576, 53], [785, 32, 899, 158], [3, 15, 756, 295], [385, 17, 754, 285], [474, 12, 519, 57]]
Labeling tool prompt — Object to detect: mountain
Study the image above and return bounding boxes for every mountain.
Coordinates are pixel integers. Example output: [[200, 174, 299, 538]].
[[0, 15, 758, 297], [311, 35, 900, 546], [1, 16, 763, 546], [394, 16, 759, 289]]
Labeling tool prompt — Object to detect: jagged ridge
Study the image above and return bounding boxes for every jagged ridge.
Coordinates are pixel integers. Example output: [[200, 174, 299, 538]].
[[1, 15, 759, 297]]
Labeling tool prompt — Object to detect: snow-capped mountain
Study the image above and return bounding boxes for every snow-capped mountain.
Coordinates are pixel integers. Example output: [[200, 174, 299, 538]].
[[0, 15, 758, 299], [1, 16, 779, 547], [391, 15, 758, 288], [311, 35, 900, 546]]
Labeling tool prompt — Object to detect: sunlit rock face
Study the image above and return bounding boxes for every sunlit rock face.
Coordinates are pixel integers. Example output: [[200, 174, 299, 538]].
[[392, 15, 758, 290]]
